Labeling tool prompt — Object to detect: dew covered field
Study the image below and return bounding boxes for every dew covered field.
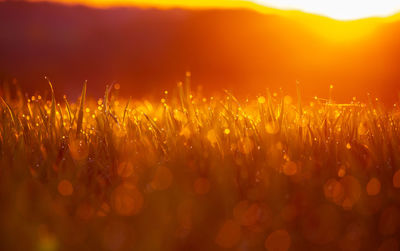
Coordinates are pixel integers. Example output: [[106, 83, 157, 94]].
[[1, 76, 400, 251]]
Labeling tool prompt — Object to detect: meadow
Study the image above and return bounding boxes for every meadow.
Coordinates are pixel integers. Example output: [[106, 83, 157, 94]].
[[1, 75, 400, 251]]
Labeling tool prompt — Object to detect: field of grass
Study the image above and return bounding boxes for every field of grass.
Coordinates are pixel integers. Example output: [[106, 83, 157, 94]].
[[1, 76, 400, 251]]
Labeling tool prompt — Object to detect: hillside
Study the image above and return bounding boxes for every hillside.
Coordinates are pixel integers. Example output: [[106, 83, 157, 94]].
[[1, 1, 400, 102]]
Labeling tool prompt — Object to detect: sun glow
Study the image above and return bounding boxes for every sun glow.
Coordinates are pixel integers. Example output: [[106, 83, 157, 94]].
[[253, 0, 400, 20]]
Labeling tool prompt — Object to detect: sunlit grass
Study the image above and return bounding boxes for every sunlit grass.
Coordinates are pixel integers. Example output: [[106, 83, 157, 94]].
[[1, 75, 400, 250]]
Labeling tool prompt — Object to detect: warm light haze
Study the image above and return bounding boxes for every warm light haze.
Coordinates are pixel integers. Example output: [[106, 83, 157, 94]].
[[29, 0, 400, 20], [254, 0, 400, 20], [3, 0, 400, 250]]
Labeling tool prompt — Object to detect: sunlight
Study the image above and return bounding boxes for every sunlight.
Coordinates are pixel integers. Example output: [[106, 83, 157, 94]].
[[301, 18, 380, 42], [253, 0, 400, 20], [28, 0, 400, 20]]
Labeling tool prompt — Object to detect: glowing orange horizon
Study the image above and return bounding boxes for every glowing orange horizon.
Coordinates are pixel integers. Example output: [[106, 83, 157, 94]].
[[28, 0, 400, 21], [27, 0, 400, 43]]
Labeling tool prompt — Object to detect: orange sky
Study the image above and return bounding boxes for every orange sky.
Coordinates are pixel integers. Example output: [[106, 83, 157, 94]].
[[28, 0, 275, 9], [28, 0, 281, 15], [3, 0, 400, 102], [29, 0, 400, 20], [27, 0, 400, 43]]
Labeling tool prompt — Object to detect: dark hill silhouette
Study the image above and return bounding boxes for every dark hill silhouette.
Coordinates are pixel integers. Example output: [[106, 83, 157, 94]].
[[1, 1, 400, 102]]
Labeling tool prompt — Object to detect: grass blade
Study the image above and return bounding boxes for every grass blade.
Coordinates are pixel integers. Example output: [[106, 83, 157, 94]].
[[45, 76, 56, 128], [76, 80, 87, 137]]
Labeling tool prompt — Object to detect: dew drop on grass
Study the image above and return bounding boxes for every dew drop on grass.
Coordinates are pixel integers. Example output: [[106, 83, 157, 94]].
[[179, 127, 191, 139], [366, 177, 381, 196], [58, 180, 73, 196], [324, 178, 344, 204], [340, 175, 361, 210], [240, 137, 254, 154], [393, 170, 400, 188], [69, 139, 89, 161], [207, 129, 218, 147], [117, 162, 134, 178], [258, 96, 266, 104], [97, 203, 111, 217], [112, 183, 143, 216], [338, 166, 346, 177], [266, 122, 279, 134], [284, 96, 292, 105], [283, 161, 298, 176]]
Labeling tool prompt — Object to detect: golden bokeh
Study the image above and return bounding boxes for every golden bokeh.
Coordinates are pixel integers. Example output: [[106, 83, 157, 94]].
[[57, 180, 74, 196]]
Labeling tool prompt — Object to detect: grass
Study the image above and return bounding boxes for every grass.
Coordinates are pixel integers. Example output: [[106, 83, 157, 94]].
[[1, 76, 400, 250]]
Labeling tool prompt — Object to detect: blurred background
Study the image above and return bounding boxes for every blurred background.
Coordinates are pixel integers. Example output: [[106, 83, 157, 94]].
[[1, 1, 400, 102]]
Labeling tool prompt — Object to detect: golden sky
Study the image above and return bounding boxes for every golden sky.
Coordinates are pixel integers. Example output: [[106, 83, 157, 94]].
[[30, 0, 400, 20]]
